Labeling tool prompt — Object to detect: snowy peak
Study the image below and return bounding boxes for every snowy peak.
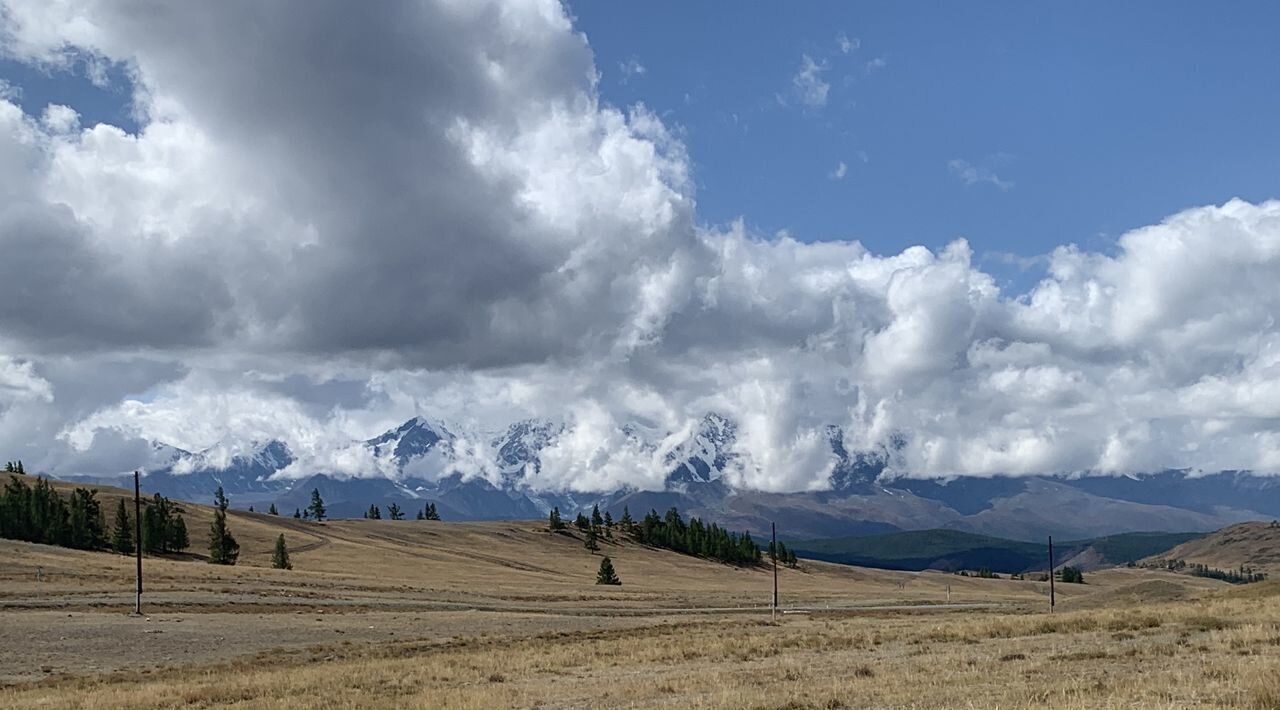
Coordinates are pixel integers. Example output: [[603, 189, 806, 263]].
[[172, 438, 295, 481], [491, 418, 562, 478], [665, 412, 738, 485]]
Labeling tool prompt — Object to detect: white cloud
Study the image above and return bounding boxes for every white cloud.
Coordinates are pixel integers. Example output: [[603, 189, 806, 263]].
[[792, 54, 830, 108], [837, 32, 859, 54], [1, 1, 1280, 491], [830, 160, 847, 180], [0, 357, 53, 404], [948, 158, 1014, 190], [618, 56, 646, 82]]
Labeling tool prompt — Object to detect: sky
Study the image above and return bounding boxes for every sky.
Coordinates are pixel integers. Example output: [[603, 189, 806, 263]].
[[1, 1, 1279, 491]]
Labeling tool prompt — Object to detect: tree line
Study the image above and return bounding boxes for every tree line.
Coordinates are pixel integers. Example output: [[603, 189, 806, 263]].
[[1154, 558, 1267, 584], [1, 476, 108, 550], [628, 507, 762, 567]]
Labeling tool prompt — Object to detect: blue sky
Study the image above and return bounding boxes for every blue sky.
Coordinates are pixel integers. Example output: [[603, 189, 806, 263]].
[[5, 0, 1280, 481], [5, 2, 1278, 293], [571, 2, 1280, 287]]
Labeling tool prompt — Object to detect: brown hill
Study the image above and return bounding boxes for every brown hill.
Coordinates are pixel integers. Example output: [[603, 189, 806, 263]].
[[1142, 521, 1280, 573]]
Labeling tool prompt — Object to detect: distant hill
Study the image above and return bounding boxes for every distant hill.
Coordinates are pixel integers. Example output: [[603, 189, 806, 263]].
[[792, 529, 1202, 574], [1142, 521, 1280, 573]]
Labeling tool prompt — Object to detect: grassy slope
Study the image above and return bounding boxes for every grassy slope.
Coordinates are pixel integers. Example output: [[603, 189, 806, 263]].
[[0, 472, 1064, 611], [1143, 521, 1280, 572]]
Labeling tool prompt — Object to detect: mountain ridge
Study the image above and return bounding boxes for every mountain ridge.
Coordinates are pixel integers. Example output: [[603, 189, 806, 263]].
[[55, 415, 1280, 541]]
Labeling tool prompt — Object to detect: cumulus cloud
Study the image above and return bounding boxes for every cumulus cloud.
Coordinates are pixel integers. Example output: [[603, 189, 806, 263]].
[[837, 32, 859, 54], [830, 160, 847, 180], [1, 1, 1279, 492]]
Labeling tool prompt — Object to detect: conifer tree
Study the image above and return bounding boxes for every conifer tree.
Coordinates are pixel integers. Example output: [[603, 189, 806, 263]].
[[307, 489, 326, 522], [67, 488, 106, 550], [208, 486, 239, 565], [585, 526, 599, 552], [293, 508, 301, 519], [425, 502, 440, 520], [388, 502, 403, 520], [111, 497, 134, 554], [603, 510, 614, 532], [416, 509, 424, 520], [574, 512, 590, 531], [170, 514, 189, 552], [268, 503, 278, 515], [591, 504, 603, 529], [15, 460, 23, 474], [596, 556, 621, 585], [549, 506, 565, 531], [620, 506, 633, 533], [367, 504, 381, 520], [272, 534, 292, 570]]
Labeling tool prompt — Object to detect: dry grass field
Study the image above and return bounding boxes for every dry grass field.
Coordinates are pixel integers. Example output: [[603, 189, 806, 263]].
[[0, 475, 1274, 708]]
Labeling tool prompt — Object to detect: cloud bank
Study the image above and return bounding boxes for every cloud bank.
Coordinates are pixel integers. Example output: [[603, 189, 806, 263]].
[[1, 0, 1279, 492]]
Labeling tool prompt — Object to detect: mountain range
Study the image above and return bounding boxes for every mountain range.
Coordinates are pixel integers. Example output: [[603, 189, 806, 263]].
[[59, 414, 1280, 542]]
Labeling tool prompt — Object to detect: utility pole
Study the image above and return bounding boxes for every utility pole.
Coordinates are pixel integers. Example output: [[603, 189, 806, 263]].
[[133, 470, 143, 616], [771, 521, 779, 621], [1047, 535, 1055, 613]]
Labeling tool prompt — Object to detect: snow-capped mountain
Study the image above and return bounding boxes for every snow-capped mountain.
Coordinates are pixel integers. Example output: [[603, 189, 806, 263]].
[[491, 418, 563, 481], [366, 416, 452, 467], [663, 413, 737, 485], [53, 414, 1280, 541]]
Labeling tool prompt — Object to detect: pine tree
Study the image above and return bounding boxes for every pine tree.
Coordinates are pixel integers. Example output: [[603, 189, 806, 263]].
[[585, 527, 599, 552], [425, 502, 440, 520], [67, 488, 106, 550], [268, 503, 278, 515], [307, 489, 326, 522], [620, 506, 633, 533], [293, 508, 301, 519], [574, 512, 590, 531], [15, 460, 23, 474], [111, 497, 134, 554], [549, 506, 565, 531], [208, 486, 239, 565], [591, 504, 603, 529], [367, 504, 381, 520], [272, 534, 292, 570], [388, 502, 403, 520], [169, 514, 189, 552], [416, 509, 424, 520], [603, 510, 614, 531], [596, 556, 621, 585]]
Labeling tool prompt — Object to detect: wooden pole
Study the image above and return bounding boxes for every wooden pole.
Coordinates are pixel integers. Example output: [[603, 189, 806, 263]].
[[134, 471, 143, 616], [771, 521, 778, 620], [1048, 535, 1055, 613]]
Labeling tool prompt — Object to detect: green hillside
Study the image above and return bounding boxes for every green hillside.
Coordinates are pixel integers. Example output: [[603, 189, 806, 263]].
[[791, 529, 1204, 574]]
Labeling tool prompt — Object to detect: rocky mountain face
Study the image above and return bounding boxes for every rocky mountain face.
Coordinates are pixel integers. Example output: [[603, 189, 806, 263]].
[[58, 414, 1280, 542]]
